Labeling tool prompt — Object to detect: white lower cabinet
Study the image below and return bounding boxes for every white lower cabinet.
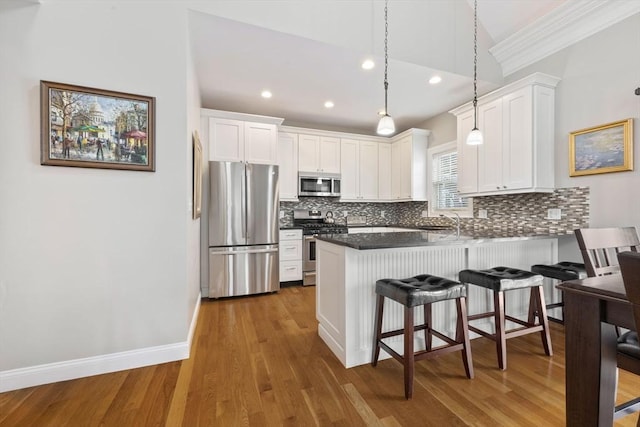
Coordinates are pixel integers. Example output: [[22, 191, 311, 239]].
[[279, 229, 302, 282]]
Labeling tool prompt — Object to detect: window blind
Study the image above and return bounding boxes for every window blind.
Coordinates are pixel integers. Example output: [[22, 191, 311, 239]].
[[432, 151, 468, 209]]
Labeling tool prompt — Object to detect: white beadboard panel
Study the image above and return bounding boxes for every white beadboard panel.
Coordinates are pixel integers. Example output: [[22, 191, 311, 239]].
[[316, 238, 558, 368], [316, 242, 347, 362]]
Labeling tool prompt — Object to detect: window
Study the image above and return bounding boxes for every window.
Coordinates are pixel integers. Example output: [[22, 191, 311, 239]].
[[427, 141, 473, 217]]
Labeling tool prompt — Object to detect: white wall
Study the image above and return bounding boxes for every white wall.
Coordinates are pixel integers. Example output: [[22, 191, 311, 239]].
[[508, 13, 640, 260], [0, 1, 198, 389]]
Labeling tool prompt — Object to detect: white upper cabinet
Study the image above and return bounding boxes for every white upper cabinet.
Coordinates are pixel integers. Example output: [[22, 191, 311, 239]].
[[278, 132, 299, 201], [244, 122, 278, 164], [202, 109, 282, 165], [298, 134, 340, 174], [377, 143, 393, 200], [389, 129, 429, 201], [450, 72, 559, 197], [340, 138, 379, 201], [208, 118, 244, 162]]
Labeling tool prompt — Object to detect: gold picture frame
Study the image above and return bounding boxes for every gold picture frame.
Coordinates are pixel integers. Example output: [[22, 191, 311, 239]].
[[192, 131, 203, 219], [569, 118, 633, 177], [41, 80, 155, 171]]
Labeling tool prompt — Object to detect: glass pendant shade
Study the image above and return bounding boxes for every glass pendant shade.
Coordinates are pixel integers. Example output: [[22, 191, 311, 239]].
[[466, 127, 483, 145], [377, 114, 395, 136]]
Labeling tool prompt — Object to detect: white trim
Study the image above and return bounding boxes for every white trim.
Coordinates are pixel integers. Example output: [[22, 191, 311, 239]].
[[279, 125, 430, 143], [0, 295, 201, 393], [427, 141, 473, 218], [490, 0, 640, 77], [201, 108, 284, 126], [449, 72, 560, 115]]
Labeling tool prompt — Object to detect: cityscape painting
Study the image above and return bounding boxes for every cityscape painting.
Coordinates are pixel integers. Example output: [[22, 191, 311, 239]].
[[40, 81, 155, 171], [569, 118, 633, 177]]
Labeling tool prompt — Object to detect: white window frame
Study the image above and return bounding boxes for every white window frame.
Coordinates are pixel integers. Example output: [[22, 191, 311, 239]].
[[427, 141, 473, 218]]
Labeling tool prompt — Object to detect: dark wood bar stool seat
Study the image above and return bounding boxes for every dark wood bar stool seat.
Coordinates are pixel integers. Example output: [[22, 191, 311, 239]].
[[531, 262, 587, 323], [372, 274, 474, 399], [459, 266, 552, 370]]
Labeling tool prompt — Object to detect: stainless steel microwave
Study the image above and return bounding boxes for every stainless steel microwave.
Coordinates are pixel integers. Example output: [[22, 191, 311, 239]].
[[298, 173, 341, 197]]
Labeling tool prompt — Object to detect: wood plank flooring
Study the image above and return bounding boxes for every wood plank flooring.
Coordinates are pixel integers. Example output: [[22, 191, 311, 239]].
[[1, 285, 638, 426]]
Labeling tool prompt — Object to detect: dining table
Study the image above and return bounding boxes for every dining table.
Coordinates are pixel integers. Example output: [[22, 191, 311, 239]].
[[557, 274, 637, 426]]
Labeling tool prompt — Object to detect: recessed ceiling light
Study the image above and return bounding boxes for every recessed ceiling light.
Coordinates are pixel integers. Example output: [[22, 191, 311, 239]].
[[324, 101, 334, 108], [261, 90, 272, 99], [429, 75, 442, 84], [361, 59, 375, 70]]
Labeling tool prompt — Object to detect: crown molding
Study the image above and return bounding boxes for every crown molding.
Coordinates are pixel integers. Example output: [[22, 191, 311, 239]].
[[449, 72, 560, 116], [490, 0, 640, 77]]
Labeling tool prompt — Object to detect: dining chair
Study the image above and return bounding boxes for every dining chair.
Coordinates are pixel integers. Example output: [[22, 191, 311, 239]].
[[574, 227, 640, 277], [617, 251, 640, 423]]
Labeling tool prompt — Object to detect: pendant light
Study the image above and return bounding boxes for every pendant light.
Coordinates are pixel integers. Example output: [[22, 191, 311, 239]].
[[377, 0, 395, 136], [466, 0, 483, 145]]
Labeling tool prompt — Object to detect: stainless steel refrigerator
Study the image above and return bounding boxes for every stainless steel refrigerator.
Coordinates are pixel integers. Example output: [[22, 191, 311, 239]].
[[207, 161, 279, 298]]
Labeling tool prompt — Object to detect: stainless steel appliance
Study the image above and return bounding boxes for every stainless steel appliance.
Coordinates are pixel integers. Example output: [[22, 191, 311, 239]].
[[207, 161, 279, 298], [298, 173, 341, 197], [293, 209, 348, 286]]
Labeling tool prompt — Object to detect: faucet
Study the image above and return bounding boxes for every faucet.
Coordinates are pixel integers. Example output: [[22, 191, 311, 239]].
[[439, 213, 461, 237]]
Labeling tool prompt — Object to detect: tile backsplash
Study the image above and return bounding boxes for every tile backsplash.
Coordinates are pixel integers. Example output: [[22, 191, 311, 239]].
[[280, 186, 589, 234]]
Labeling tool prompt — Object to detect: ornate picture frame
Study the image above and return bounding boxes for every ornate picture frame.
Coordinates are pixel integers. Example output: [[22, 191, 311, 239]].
[[41, 80, 155, 171], [569, 118, 633, 177]]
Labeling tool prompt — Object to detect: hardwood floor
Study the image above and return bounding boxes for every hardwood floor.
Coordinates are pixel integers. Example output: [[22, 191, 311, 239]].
[[1, 285, 638, 426]]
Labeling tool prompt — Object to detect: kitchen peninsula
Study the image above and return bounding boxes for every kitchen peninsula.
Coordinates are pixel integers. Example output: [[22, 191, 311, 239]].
[[315, 231, 560, 368]]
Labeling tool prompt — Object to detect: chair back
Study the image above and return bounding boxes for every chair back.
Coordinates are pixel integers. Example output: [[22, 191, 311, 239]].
[[618, 251, 640, 332], [574, 227, 640, 277]]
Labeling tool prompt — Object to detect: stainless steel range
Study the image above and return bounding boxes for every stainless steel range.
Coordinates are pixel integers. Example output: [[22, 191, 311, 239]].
[[293, 209, 348, 286]]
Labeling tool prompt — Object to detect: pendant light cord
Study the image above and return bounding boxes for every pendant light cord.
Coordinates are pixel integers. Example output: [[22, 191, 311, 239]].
[[384, 0, 389, 115], [472, 0, 478, 129]]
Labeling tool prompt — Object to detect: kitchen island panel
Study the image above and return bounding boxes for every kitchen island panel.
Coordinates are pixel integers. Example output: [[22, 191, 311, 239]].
[[316, 238, 558, 368]]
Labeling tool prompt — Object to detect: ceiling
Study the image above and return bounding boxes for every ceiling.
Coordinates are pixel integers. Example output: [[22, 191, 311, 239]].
[[189, 0, 578, 136]]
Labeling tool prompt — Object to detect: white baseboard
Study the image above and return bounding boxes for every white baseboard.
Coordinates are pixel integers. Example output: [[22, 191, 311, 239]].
[[0, 294, 201, 393]]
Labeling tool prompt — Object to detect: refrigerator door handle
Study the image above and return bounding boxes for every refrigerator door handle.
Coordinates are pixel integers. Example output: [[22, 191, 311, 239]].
[[245, 163, 251, 240], [210, 247, 278, 256], [241, 164, 247, 239]]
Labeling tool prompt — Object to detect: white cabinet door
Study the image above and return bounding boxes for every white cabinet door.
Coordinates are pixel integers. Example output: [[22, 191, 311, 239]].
[[477, 98, 503, 193], [340, 139, 359, 200], [278, 132, 299, 200], [319, 136, 341, 173], [209, 118, 244, 162], [378, 143, 392, 200], [299, 135, 340, 173], [456, 110, 478, 194], [391, 141, 403, 199], [245, 122, 277, 164], [359, 140, 379, 200], [502, 87, 533, 190], [391, 136, 411, 199], [298, 134, 320, 172]]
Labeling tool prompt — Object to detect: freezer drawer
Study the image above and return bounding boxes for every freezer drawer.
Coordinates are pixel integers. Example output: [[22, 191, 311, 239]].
[[208, 244, 279, 298]]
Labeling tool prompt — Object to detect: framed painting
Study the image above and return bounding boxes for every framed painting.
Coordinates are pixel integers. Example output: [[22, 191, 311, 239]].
[[40, 80, 155, 171], [569, 118, 633, 177], [192, 131, 203, 219]]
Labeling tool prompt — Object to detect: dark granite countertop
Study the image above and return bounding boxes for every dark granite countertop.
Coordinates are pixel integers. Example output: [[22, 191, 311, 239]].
[[346, 224, 454, 231], [279, 226, 303, 230], [316, 230, 570, 250]]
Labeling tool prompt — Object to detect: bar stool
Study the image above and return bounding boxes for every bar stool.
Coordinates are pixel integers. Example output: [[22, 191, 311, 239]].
[[458, 266, 552, 370], [372, 274, 474, 399], [530, 262, 586, 323]]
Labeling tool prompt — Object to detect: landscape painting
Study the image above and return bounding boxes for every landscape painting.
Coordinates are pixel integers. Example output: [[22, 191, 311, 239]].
[[569, 118, 633, 177], [40, 81, 155, 171]]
